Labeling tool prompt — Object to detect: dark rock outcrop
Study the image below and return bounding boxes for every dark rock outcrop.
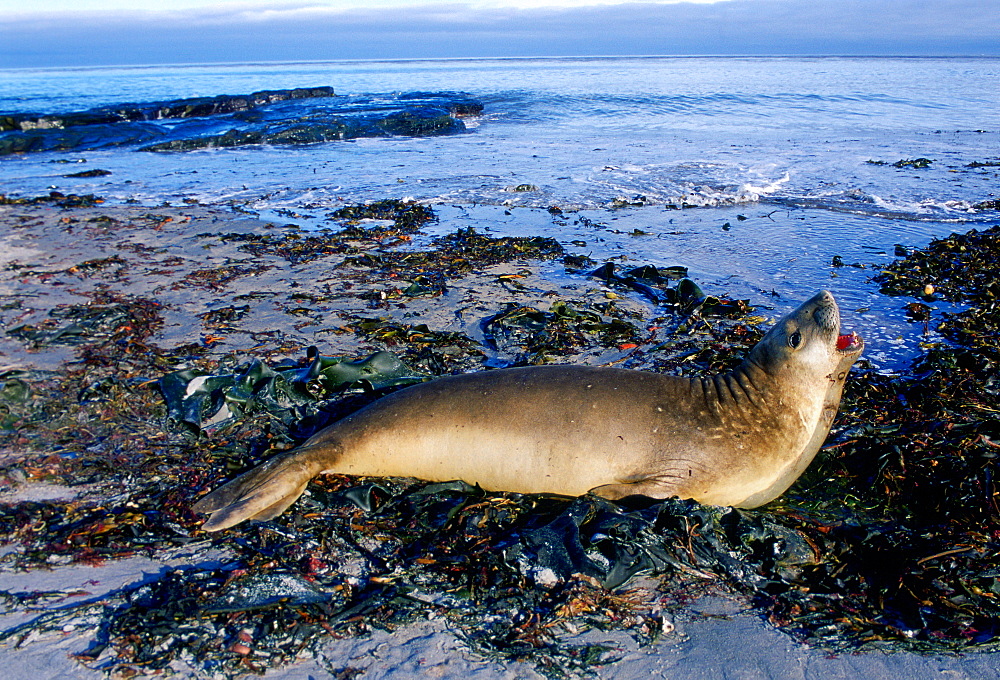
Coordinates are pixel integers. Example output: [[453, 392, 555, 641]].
[[0, 87, 337, 133], [0, 87, 482, 155]]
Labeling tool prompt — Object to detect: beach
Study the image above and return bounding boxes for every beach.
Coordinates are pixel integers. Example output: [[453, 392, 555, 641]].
[[1, 197, 999, 678]]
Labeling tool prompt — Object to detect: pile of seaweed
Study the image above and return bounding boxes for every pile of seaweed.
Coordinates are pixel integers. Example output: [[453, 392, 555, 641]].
[[0, 246, 757, 678], [764, 225, 1000, 647], [214, 199, 438, 265], [3, 216, 1000, 677]]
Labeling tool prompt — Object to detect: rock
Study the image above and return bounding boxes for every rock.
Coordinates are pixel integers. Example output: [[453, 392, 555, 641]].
[[0, 88, 481, 155]]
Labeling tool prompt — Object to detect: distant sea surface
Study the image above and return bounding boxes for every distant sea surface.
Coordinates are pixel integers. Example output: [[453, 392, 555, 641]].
[[2, 56, 999, 368]]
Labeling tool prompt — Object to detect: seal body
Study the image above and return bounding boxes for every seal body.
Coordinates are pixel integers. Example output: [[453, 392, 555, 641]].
[[194, 290, 863, 531]]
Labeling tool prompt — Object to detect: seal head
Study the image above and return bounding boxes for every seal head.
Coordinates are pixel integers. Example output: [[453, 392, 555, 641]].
[[732, 289, 864, 507]]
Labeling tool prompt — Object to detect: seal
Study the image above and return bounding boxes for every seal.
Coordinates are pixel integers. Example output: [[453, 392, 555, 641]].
[[193, 290, 863, 531]]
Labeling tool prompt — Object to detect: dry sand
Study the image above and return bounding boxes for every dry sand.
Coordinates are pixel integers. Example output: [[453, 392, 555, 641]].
[[1, 199, 997, 678]]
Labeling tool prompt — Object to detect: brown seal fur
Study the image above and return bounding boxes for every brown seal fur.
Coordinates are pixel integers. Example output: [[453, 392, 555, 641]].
[[193, 290, 863, 531]]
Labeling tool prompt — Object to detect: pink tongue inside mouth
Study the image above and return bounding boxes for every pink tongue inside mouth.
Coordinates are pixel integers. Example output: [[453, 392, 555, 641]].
[[837, 332, 859, 350]]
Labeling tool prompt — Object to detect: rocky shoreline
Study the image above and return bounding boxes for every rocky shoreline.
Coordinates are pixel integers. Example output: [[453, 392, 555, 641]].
[[0, 87, 484, 154]]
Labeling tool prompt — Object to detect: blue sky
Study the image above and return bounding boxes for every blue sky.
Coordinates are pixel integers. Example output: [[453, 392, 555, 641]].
[[1, 0, 998, 68]]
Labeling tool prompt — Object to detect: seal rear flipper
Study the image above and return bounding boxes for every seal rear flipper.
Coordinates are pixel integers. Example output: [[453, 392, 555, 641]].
[[199, 479, 310, 532], [192, 451, 323, 532], [249, 481, 311, 522]]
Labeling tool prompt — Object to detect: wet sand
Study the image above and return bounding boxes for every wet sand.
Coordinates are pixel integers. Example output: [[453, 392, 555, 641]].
[[0, 199, 645, 371]]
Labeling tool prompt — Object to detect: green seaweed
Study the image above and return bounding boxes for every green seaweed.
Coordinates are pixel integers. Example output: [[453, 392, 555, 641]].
[[159, 349, 427, 432]]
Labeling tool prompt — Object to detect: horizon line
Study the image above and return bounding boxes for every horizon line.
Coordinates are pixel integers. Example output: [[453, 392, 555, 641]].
[[4, 52, 1000, 72]]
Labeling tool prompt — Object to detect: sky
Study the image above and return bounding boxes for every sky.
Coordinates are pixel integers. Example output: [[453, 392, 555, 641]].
[[1, 0, 998, 68]]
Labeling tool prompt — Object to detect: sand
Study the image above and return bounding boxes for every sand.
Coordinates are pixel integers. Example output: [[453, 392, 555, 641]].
[[1, 199, 997, 678], [3, 522, 997, 679]]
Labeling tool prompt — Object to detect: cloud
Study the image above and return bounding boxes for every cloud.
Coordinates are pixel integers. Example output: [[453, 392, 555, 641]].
[[0, 0, 731, 12], [1, 0, 997, 68]]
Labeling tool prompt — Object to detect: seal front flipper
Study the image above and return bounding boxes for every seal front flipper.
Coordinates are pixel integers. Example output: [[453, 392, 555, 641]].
[[589, 476, 683, 502], [192, 448, 326, 532]]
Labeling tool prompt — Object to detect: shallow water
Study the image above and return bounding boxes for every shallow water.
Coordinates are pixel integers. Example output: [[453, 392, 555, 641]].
[[2, 56, 998, 370]]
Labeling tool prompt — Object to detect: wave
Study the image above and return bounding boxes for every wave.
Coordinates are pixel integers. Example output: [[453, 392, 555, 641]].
[[504, 90, 944, 129], [766, 190, 1000, 224]]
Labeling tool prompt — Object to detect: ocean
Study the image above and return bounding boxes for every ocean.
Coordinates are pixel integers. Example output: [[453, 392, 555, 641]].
[[1, 56, 998, 369]]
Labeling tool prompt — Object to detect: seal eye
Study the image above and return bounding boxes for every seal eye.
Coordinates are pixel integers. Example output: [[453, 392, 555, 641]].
[[788, 331, 802, 349]]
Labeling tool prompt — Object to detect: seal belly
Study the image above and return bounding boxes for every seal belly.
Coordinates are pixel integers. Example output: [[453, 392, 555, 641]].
[[328, 425, 616, 495]]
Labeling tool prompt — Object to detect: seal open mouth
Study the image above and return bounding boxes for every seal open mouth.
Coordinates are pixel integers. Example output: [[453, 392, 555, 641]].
[[836, 331, 863, 352]]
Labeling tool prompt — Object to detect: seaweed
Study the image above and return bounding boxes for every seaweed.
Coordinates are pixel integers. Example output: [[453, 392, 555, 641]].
[[0, 483, 668, 678], [343, 227, 564, 298], [866, 158, 934, 169], [6, 202, 1000, 676], [771, 225, 1000, 649], [217, 229, 354, 265], [178, 263, 274, 290], [6, 299, 158, 349], [481, 300, 644, 364], [893, 158, 934, 169], [347, 318, 486, 374], [330, 199, 436, 237], [873, 225, 1000, 303], [158, 348, 427, 433], [216, 201, 434, 266], [0, 266, 759, 677], [589, 263, 750, 319], [62, 169, 112, 178]]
